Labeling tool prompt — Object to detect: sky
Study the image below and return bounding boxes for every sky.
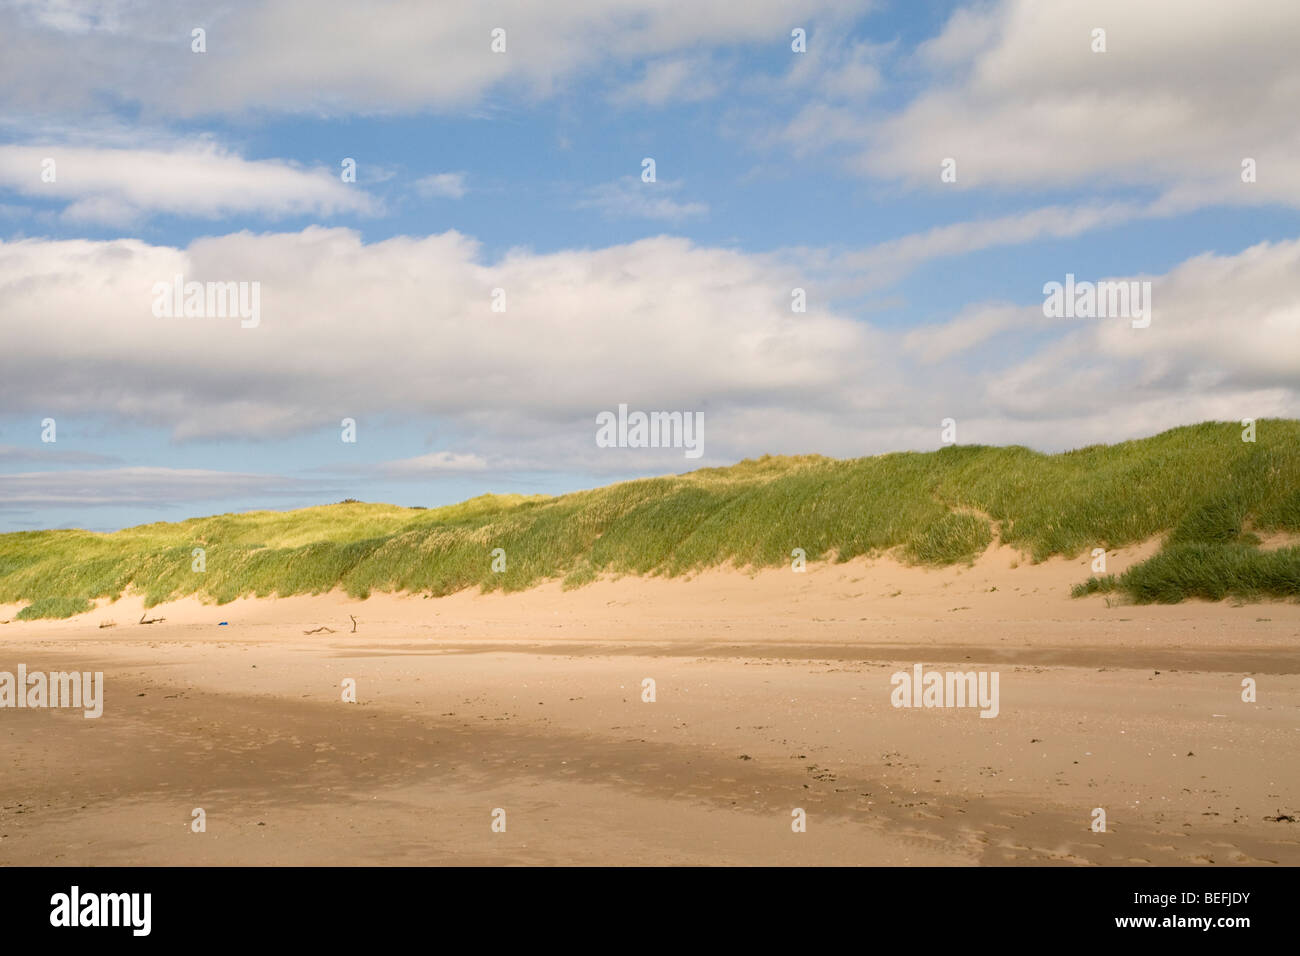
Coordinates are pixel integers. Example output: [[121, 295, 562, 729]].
[[1, 0, 1298, 532]]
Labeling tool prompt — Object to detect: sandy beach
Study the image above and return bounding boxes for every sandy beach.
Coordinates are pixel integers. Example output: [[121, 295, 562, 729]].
[[2, 543, 1297, 866]]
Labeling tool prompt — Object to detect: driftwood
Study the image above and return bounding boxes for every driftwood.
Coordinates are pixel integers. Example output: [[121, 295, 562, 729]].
[[303, 626, 336, 635], [99, 620, 117, 629], [350, 614, 358, 633], [139, 613, 165, 625]]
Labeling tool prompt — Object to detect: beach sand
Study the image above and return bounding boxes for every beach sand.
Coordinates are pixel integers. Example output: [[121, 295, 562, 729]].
[[2, 542, 1297, 866]]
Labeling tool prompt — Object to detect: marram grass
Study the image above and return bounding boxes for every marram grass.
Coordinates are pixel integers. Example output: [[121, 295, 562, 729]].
[[2, 420, 1298, 617], [14, 596, 94, 620]]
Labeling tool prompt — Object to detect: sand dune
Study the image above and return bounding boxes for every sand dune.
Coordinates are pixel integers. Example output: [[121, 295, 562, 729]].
[[2, 545, 1297, 866]]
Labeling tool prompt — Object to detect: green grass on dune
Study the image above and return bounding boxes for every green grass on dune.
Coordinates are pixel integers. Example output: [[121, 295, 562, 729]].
[[14, 596, 94, 620], [2, 420, 1298, 616], [1072, 543, 1300, 604]]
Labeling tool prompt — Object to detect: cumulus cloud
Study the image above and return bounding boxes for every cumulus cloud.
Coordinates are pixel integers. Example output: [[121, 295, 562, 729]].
[[0, 142, 377, 223], [0, 227, 1296, 467], [0, 227, 876, 456], [0, 0, 857, 116], [899, 238, 1300, 442], [849, 0, 1300, 208]]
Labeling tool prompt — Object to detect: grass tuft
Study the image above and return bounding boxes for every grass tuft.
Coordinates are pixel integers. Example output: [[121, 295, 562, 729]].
[[16, 596, 94, 620]]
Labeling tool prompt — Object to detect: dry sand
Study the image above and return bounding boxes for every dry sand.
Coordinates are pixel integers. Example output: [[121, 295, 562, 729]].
[[1, 542, 1297, 866]]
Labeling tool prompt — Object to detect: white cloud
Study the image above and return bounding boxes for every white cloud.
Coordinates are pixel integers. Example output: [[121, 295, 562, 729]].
[[0, 142, 377, 224], [778, 34, 884, 99], [0, 0, 860, 116], [0, 226, 1296, 466], [902, 303, 1034, 363], [901, 238, 1300, 437], [0, 227, 877, 460], [381, 452, 489, 476], [0, 445, 117, 465], [579, 178, 708, 222], [781, 199, 1160, 299], [414, 173, 468, 199], [9, 0, 129, 35], [0, 467, 313, 507], [611, 56, 722, 106], [835, 200, 1152, 290], [850, 0, 1300, 208]]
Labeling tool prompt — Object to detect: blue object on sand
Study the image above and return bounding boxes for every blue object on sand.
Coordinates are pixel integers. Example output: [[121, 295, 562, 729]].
[[218, 621, 228, 626]]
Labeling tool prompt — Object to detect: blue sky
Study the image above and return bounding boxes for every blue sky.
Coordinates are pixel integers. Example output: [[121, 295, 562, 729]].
[[2, 0, 1299, 532]]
